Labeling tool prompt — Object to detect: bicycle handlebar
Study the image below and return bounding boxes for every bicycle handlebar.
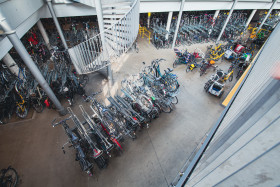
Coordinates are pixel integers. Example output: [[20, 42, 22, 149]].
[[52, 116, 72, 127]]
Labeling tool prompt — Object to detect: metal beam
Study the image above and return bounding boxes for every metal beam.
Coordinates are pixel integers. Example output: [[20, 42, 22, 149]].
[[46, 0, 68, 50], [0, 12, 67, 116], [216, 0, 238, 43], [256, 0, 277, 33], [172, 0, 184, 49]]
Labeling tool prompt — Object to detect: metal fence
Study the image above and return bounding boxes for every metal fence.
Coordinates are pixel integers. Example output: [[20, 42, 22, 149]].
[[68, 0, 139, 74]]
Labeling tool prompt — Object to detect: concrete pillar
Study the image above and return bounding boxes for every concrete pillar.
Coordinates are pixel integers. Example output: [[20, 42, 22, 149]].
[[0, 12, 67, 115], [166, 11, 173, 40], [172, 0, 185, 49], [256, 0, 277, 33], [94, 0, 113, 87], [245, 9, 257, 28], [216, 0, 238, 43], [2, 53, 20, 77], [46, 0, 68, 50], [37, 20, 52, 51], [213, 10, 220, 26], [147, 12, 151, 28]]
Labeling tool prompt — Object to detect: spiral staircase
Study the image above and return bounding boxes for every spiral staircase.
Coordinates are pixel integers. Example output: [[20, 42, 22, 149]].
[[68, 0, 140, 74]]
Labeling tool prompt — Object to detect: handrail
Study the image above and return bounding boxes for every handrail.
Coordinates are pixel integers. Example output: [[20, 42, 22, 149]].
[[68, 0, 140, 74]]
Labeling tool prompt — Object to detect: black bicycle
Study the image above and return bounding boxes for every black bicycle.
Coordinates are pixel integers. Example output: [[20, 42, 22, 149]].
[[0, 166, 18, 187]]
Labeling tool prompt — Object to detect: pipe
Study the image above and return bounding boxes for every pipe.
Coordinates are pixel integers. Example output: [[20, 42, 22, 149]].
[[2, 53, 21, 78]]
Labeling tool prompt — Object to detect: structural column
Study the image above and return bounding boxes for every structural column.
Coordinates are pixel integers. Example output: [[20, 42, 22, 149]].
[[147, 12, 151, 28], [213, 10, 220, 26], [256, 0, 277, 33], [0, 12, 66, 115], [166, 11, 173, 39], [216, 0, 238, 43], [172, 0, 185, 49], [245, 9, 257, 28], [37, 20, 52, 51], [2, 53, 20, 77], [46, 0, 68, 50], [94, 0, 113, 87]]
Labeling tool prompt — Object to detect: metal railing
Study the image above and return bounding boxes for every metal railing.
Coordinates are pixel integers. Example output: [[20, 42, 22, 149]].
[[68, 0, 140, 74]]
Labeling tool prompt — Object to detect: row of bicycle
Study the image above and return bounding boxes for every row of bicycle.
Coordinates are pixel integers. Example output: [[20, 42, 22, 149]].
[[0, 51, 88, 124], [151, 11, 249, 49], [52, 59, 180, 176]]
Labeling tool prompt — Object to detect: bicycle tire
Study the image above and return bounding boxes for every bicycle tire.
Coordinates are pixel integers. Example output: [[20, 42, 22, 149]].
[[2, 167, 18, 187], [79, 75, 89, 88], [229, 73, 233, 82], [16, 106, 28, 119], [171, 96, 178, 104], [33, 101, 44, 113], [160, 102, 172, 113], [173, 60, 178, 68]]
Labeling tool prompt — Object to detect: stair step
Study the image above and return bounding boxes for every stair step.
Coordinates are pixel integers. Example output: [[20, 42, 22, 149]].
[[103, 9, 130, 14], [104, 20, 118, 24], [102, 2, 132, 8], [105, 34, 130, 44], [103, 14, 124, 19], [104, 32, 129, 40], [104, 28, 130, 34]]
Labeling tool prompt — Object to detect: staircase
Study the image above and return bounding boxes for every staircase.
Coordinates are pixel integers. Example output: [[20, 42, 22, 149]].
[[68, 0, 140, 74]]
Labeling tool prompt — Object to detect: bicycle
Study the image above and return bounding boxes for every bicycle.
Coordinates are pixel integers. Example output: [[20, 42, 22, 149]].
[[0, 166, 18, 187]]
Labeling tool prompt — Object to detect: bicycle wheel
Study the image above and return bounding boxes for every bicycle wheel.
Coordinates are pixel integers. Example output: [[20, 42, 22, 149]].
[[160, 102, 172, 113], [173, 60, 178, 68], [79, 75, 89, 88], [171, 96, 178, 104], [228, 73, 233, 82], [16, 105, 28, 119], [33, 100, 44, 113], [2, 167, 18, 187]]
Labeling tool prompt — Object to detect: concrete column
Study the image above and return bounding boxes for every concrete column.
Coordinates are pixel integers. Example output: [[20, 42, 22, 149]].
[[147, 12, 151, 28], [0, 12, 67, 115], [94, 0, 113, 87], [245, 9, 257, 28], [166, 11, 173, 39], [46, 0, 68, 50], [172, 0, 185, 49], [216, 0, 238, 43], [37, 20, 52, 51], [256, 0, 277, 33], [213, 10, 220, 26], [2, 53, 20, 77]]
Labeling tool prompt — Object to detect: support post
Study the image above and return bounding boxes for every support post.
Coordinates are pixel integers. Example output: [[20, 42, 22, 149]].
[[94, 0, 113, 87], [216, 0, 238, 43], [213, 10, 220, 26], [37, 20, 52, 51], [46, 0, 68, 50], [172, 0, 185, 49], [2, 53, 21, 77], [0, 12, 67, 115], [147, 12, 151, 28], [166, 11, 173, 40], [245, 9, 257, 28], [256, 0, 277, 33]]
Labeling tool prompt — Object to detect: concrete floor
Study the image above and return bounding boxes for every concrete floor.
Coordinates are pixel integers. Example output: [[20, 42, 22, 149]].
[[0, 37, 237, 187]]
